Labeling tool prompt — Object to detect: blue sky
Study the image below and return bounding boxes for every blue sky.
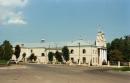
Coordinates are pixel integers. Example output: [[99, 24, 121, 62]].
[[0, 0, 130, 43]]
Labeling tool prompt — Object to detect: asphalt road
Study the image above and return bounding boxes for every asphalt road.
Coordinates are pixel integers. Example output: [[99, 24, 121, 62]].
[[0, 64, 130, 83]]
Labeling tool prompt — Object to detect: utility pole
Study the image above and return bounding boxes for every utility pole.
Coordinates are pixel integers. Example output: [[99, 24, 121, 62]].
[[90, 45, 92, 66], [78, 42, 81, 65]]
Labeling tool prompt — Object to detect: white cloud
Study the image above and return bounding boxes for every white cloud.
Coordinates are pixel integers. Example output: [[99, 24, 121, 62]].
[[0, 0, 28, 7], [4, 11, 27, 25], [0, 0, 28, 25]]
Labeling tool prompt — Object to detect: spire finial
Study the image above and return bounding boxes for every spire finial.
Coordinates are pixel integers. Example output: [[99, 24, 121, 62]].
[[97, 24, 103, 32]]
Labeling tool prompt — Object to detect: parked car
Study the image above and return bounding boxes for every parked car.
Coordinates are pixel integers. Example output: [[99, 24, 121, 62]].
[[8, 60, 17, 64], [18, 60, 24, 64]]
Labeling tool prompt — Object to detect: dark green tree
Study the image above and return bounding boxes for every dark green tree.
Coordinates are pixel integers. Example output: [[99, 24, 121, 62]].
[[55, 51, 63, 62], [123, 36, 130, 61], [28, 53, 37, 62], [107, 35, 130, 61], [111, 38, 120, 50], [29, 53, 35, 61], [22, 53, 26, 62], [0, 46, 4, 60], [0, 40, 13, 61], [48, 52, 54, 62], [34, 56, 37, 61], [14, 45, 21, 60], [107, 43, 111, 61], [109, 49, 123, 61], [62, 46, 69, 62]]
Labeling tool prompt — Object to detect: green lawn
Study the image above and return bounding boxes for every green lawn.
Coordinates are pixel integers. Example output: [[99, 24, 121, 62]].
[[0, 60, 8, 65], [113, 67, 130, 71]]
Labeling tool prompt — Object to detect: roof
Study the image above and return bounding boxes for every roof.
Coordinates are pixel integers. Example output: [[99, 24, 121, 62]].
[[12, 40, 95, 48], [66, 39, 94, 46]]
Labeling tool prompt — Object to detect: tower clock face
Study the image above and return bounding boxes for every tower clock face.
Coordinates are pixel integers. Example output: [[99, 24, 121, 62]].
[[96, 31, 106, 47], [98, 35, 103, 41], [99, 34, 104, 41]]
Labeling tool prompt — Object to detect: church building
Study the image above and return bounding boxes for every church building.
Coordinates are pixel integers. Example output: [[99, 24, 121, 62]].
[[13, 31, 107, 66]]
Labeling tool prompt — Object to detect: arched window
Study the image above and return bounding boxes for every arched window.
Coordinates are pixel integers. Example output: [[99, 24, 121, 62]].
[[31, 49, 33, 53], [41, 53, 45, 56], [70, 49, 74, 54], [83, 49, 86, 54]]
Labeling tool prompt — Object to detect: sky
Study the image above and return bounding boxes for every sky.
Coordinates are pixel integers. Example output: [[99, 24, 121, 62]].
[[0, 0, 130, 43]]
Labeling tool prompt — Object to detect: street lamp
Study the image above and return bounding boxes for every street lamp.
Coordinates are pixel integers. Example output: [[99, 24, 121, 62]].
[[78, 42, 81, 65]]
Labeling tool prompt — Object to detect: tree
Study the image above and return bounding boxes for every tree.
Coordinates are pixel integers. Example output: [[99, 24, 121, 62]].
[[0, 40, 13, 61], [0, 46, 4, 60], [55, 51, 63, 62], [107, 43, 111, 61], [111, 38, 120, 50], [29, 53, 35, 61], [123, 35, 130, 61], [28, 53, 37, 62], [109, 49, 123, 61], [62, 46, 69, 62], [14, 45, 21, 60], [48, 52, 54, 62], [22, 53, 26, 62], [107, 35, 130, 62], [34, 56, 37, 61]]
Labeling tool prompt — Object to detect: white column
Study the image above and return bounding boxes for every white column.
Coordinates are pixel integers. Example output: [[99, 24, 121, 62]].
[[102, 49, 105, 65], [103, 49, 106, 61], [103, 49, 106, 62], [101, 49, 104, 62], [100, 49, 102, 65], [102, 49, 104, 61], [105, 49, 107, 61]]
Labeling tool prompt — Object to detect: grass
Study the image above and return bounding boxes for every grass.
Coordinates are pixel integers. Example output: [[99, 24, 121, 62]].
[[0, 60, 8, 65], [113, 67, 130, 71]]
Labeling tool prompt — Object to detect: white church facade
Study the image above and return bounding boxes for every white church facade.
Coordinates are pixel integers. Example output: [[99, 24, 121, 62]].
[[13, 31, 107, 66]]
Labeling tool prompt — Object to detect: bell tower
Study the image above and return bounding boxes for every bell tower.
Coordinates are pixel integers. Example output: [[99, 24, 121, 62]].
[[96, 25, 106, 47], [96, 31, 106, 47], [96, 25, 107, 65]]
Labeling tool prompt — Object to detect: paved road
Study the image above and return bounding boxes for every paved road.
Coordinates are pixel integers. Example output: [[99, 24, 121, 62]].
[[0, 64, 130, 83]]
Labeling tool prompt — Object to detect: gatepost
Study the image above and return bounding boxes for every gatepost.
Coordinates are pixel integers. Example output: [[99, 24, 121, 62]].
[[118, 61, 120, 68]]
